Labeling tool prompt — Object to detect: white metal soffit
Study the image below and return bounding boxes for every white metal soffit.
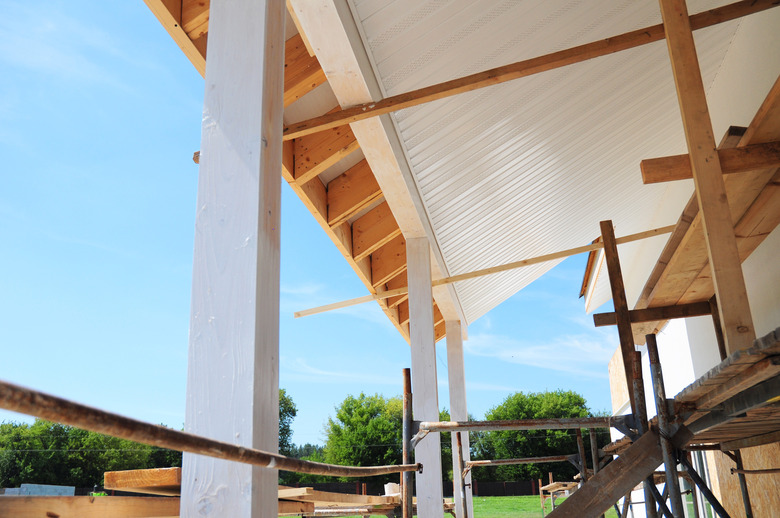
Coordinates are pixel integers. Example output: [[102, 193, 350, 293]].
[[346, 0, 740, 324]]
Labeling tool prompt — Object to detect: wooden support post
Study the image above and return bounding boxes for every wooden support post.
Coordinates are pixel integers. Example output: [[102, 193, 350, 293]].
[[407, 238, 444, 518], [632, 352, 659, 518], [576, 429, 589, 483], [589, 428, 605, 518], [658, 0, 755, 353], [600, 220, 638, 415], [446, 320, 474, 518], [402, 369, 413, 518], [181, 0, 285, 516]]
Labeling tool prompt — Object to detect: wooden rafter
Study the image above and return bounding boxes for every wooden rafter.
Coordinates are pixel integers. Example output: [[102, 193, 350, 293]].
[[352, 201, 402, 262], [181, 0, 209, 41], [327, 159, 383, 227], [660, 0, 756, 352], [284, 33, 327, 107], [293, 124, 360, 185], [371, 235, 406, 287], [283, 0, 780, 140]]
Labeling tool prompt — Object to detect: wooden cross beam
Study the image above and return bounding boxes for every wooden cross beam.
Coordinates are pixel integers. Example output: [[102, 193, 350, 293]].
[[641, 141, 780, 184], [593, 301, 711, 327]]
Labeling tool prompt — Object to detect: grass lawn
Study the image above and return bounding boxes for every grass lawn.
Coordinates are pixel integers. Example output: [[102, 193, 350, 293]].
[[470, 495, 619, 518]]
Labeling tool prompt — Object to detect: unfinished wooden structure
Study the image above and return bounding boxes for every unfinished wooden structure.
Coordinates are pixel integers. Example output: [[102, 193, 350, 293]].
[[1, 0, 778, 517]]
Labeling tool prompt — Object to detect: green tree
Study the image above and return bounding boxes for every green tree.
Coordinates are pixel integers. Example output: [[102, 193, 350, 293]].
[[279, 388, 297, 457], [471, 390, 598, 482]]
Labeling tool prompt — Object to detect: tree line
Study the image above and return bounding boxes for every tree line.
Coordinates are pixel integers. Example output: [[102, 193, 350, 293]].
[[1, 389, 607, 488]]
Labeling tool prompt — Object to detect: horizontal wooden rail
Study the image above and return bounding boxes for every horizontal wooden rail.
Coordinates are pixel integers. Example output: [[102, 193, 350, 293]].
[[295, 224, 675, 318], [0, 380, 420, 478], [466, 455, 571, 468], [593, 301, 711, 327], [283, 0, 778, 140], [419, 417, 614, 433]]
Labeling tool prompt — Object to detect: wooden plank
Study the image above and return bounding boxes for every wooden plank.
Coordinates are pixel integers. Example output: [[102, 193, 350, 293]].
[[0, 496, 180, 517], [293, 124, 361, 185], [143, 0, 206, 76], [385, 272, 409, 309], [694, 356, 780, 410], [284, 33, 327, 107], [279, 500, 314, 515], [547, 430, 664, 518], [371, 235, 406, 287], [600, 220, 637, 415], [327, 159, 383, 227], [277, 487, 397, 505], [407, 237, 445, 518], [352, 202, 402, 262], [641, 141, 780, 184], [282, 0, 779, 140], [182, 0, 209, 40], [719, 429, 780, 450], [593, 301, 711, 327], [180, 0, 285, 516], [104, 467, 182, 496], [659, 0, 755, 353]]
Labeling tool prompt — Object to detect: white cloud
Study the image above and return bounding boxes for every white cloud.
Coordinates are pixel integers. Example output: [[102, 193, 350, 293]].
[[463, 331, 614, 379]]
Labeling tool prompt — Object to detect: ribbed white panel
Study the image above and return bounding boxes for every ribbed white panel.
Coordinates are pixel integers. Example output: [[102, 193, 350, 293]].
[[349, 0, 741, 324]]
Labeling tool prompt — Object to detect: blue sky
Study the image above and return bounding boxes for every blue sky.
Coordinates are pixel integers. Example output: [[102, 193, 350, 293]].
[[0, 1, 617, 447]]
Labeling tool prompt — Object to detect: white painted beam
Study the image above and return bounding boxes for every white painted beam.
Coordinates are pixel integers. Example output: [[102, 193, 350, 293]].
[[180, 0, 285, 516], [446, 320, 474, 518], [288, 0, 466, 326], [407, 238, 444, 518]]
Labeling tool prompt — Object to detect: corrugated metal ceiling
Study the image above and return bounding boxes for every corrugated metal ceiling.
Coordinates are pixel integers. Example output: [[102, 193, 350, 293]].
[[347, 0, 740, 324]]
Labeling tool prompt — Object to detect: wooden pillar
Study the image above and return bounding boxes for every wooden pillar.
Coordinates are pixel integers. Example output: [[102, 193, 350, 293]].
[[180, 0, 285, 517], [407, 237, 444, 518], [658, 0, 755, 353], [446, 320, 474, 518]]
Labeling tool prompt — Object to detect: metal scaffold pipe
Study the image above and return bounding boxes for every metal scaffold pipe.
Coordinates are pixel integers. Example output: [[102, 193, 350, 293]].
[[419, 417, 613, 432], [0, 380, 420, 478]]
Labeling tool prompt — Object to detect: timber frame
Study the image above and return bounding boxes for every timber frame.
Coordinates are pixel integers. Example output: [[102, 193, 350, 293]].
[[2, 1, 779, 518]]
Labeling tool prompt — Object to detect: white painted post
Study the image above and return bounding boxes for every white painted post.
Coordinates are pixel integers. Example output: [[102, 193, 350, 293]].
[[407, 237, 444, 518], [446, 320, 474, 518], [180, 0, 285, 516]]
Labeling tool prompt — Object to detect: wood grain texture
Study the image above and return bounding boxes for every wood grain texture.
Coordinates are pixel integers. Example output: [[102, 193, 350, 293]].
[[352, 202, 402, 262], [0, 496, 180, 518], [326, 159, 382, 227], [407, 238, 445, 518], [181, 0, 285, 516], [104, 467, 182, 496], [143, 0, 205, 75], [659, 0, 755, 352], [293, 124, 360, 185], [641, 141, 780, 184], [446, 320, 474, 518], [283, 33, 327, 107]]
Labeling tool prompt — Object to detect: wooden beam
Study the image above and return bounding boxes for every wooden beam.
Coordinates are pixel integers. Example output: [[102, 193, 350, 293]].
[[279, 500, 314, 515], [327, 159, 383, 227], [547, 430, 664, 518], [659, 0, 755, 353], [143, 0, 205, 75], [284, 33, 327, 107], [295, 224, 675, 317], [407, 237, 444, 517], [104, 467, 182, 496], [600, 221, 637, 416], [285, 0, 315, 56], [720, 430, 780, 451], [182, 0, 210, 40], [181, 0, 285, 516], [293, 123, 361, 185], [384, 271, 408, 309], [352, 201, 402, 262], [593, 301, 711, 327], [0, 496, 180, 518], [282, 0, 779, 140], [371, 235, 406, 287], [641, 141, 780, 184]]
